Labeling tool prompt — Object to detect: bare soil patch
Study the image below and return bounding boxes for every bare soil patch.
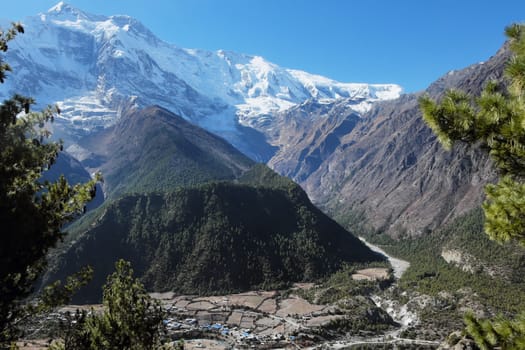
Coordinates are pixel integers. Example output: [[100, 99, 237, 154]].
[[16, 339, 50, 350], [306, 315, 342, 327], [276, 296, 324, 317], [352, 267, 390, 281], [227, 292, 266, 309], [186, 301, 216, 311], [257, 298, 278, 313]]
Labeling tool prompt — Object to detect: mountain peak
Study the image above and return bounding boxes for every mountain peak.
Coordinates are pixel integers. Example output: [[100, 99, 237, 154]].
[[47, 1, 67, 12], [45, 2, 104, 22], [47, 2, 81, 15], [1, 3, 402, 161]]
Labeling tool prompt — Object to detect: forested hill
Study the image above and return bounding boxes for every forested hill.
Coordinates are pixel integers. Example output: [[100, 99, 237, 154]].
[[76, 105, 254, 198], [47, 165, 384, 303]]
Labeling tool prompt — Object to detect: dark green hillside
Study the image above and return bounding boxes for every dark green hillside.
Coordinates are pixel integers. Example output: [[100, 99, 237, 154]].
[[46, 107, 383, 303], [48, 178, 383, 303], [78, 105, 254, 197], [237, 162, 297, 188]]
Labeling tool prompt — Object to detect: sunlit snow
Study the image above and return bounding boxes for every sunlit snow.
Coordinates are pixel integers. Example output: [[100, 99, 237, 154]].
[[0, 3, 403, 144]]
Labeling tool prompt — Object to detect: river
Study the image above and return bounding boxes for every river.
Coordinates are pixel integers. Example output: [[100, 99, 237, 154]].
[[359, 237, 410, 279]]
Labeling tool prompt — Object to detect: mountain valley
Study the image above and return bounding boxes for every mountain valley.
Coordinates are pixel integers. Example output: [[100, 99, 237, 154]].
[[271, 45, 510, 238], [2, 3, 525, 349]]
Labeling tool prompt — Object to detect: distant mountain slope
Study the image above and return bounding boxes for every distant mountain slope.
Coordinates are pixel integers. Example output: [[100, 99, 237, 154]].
[[75, 105, 254, 197], [47, 165, 384, 303], [0, 2, 401, 160], [267, 100, 361, 182], [270, 45, 510, 237]]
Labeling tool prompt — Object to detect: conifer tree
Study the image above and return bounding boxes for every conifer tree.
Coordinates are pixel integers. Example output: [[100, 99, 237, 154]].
[[50, 260, 166, 350], [0, 23, 99, 346], [420, 24, 525, 245], [85, 260, 164, 350], [420, 23, 525, 348]]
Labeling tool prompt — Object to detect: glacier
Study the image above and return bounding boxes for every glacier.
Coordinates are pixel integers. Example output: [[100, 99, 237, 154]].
[[0, 2, 402, 159]]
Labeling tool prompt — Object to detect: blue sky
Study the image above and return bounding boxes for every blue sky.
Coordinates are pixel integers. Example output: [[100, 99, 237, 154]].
[[2, 0, 525, 92]]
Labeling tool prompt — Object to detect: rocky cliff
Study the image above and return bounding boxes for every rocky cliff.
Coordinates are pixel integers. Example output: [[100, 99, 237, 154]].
[[271, 46, 510, 237]]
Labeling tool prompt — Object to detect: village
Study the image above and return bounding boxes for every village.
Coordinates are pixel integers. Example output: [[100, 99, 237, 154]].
[[18, 268, 395, 350], [155, 286, 338, 349], [153, 267, 393, 349]]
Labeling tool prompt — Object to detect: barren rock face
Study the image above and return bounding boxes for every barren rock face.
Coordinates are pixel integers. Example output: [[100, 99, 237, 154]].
[[304, 96, 497, 237], [269, 45, 510, 237], [441, 249, 475, 274]]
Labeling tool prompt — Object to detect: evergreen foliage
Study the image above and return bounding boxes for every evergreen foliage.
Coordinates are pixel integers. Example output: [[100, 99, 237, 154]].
[[465, 312, 525, 350], [419, 23, 525, 348], [0, 24, 99, 346], [372, 209, 525, 313], [50, 260, 165, 350], [420, 23, 525, 245], [361, 209, 525, 340], [48, 178, 383, 303], [295, 263, 392, 306], [237, 163, 296, 189]]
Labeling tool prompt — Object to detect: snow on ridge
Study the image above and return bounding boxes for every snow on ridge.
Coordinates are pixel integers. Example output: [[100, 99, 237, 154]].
[[288, 69, 402, 101], [3, 2, 403, 138], [45, 1, 106, 23], [47, 1, 67, 13]]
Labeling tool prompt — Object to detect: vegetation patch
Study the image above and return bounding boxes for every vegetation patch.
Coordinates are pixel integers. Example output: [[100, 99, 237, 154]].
[[357, 208, 525, 340], [47, 165, 384, 303]]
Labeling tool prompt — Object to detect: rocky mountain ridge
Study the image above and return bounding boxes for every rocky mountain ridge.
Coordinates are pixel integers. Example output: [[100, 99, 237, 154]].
[[40, 103, 385, 302], [269, 46, 510, 237], [0, 2, 401, 160]]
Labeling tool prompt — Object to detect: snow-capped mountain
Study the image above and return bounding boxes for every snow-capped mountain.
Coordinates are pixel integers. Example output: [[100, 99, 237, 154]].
[[0, 2, 402, 159]]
